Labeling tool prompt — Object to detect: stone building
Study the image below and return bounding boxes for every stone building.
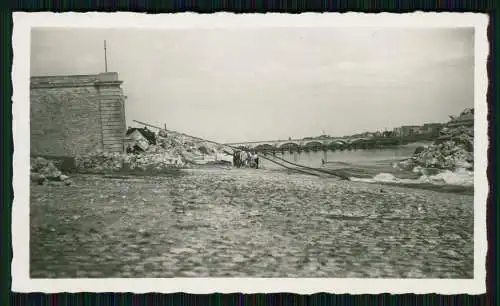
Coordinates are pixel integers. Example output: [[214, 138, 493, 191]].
[[30, 72, 127, 157], [392, 125, 422, 137]]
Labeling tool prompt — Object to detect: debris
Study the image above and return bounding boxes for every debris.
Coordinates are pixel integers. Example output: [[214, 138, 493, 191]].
[[31, 172, 47, 185], [126, 127, 157, 153], [413, 146, 426, 155], [397, 108, 474, 172], [76, 129, 234, 173], [75, 150, 186, 173], [58, 174, 70, 181], [31, 157, 71, 186]]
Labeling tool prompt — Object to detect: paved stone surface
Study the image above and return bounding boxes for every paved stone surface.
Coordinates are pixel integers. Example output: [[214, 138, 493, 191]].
[[30, 169, 473, 278]]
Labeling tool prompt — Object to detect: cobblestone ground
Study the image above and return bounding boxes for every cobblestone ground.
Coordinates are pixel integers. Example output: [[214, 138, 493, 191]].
[[30, 169, 474, 278]]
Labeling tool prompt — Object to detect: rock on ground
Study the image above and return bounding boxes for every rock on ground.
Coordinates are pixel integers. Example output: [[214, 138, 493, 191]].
[[31, 157, 71, 185]]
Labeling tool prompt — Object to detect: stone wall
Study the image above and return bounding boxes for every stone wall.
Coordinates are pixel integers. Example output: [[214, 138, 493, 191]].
[[30, 72, 127, 157]]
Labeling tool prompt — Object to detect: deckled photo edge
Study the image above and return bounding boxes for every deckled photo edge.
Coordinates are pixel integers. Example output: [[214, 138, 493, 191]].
[[11, 12, 489, 294]]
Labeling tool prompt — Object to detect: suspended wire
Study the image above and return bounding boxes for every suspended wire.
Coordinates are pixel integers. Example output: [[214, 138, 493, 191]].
[[255, 155, 324, 177], [132, 119, 350, 180], [262, 152, 350, 180], [133, 120, 229, 149]]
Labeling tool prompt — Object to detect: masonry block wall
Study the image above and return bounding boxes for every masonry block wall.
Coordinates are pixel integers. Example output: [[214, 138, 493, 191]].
[[30, 72, 127, 157]]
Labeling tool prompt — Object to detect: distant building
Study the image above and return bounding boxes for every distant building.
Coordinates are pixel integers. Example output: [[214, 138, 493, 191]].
[[393, 125, 421, 137], [421, 123, 444, 135], [391, 122, 446, 138]]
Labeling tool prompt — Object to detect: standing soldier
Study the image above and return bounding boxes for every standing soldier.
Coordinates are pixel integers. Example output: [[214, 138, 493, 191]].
[[233, 150, 240, 168]]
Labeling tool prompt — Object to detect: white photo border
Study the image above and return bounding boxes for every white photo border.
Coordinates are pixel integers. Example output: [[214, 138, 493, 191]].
[[11, 12, 489, 294]]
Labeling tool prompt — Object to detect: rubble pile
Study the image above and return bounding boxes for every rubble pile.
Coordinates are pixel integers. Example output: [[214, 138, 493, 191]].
[[31, 157, 72, 185], [398, 108, 474, 172], [76, 127, 234, 173], [152, 132, 231, 166], [75, 150, 185, 173]]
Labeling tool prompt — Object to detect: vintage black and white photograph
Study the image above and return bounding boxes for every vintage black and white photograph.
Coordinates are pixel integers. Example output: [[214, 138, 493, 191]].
[[12, 13, 487, 293]]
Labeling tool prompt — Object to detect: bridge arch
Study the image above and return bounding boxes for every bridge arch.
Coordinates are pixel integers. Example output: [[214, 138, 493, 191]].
[[348, 138, 370, 145], [278, 142, 300, 151], [303, 141, 325, 151], [349, 138, 373, 149], [328, 140, 346, 145], [254, 144, 277, 152], [323, 140, 345, 151], [328, 140, 346, 146]]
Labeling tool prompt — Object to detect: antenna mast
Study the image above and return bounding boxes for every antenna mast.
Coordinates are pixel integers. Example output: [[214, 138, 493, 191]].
[[104, 40, 108, 73]]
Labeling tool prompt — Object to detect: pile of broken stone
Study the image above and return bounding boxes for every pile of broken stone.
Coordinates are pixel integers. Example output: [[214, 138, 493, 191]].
[[397, 109, 474, 173], [32, 132, 233, 179], [75, 150, 186, 173], [30, 157, 72, 186], [75, 132, 230, 173]]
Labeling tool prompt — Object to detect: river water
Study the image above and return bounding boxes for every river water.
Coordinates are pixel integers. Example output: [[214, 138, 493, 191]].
[[260, 143, 421, 171], [258, 142, 473, 192]]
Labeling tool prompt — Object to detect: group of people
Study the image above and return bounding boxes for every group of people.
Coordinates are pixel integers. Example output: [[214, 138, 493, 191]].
[[233, 150, 259, 169]]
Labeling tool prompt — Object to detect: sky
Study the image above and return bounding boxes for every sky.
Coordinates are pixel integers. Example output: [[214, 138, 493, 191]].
[[31, 27, 474, 143]]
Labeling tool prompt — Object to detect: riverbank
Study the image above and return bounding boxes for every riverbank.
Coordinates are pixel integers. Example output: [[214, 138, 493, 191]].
[[30, 169, 473, 278], [259, 150, 474, 194], [32, 149, 474, 195]]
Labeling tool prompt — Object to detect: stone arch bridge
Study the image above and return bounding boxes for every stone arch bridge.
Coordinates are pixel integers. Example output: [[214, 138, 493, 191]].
[[224, 137, 374, 152]]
